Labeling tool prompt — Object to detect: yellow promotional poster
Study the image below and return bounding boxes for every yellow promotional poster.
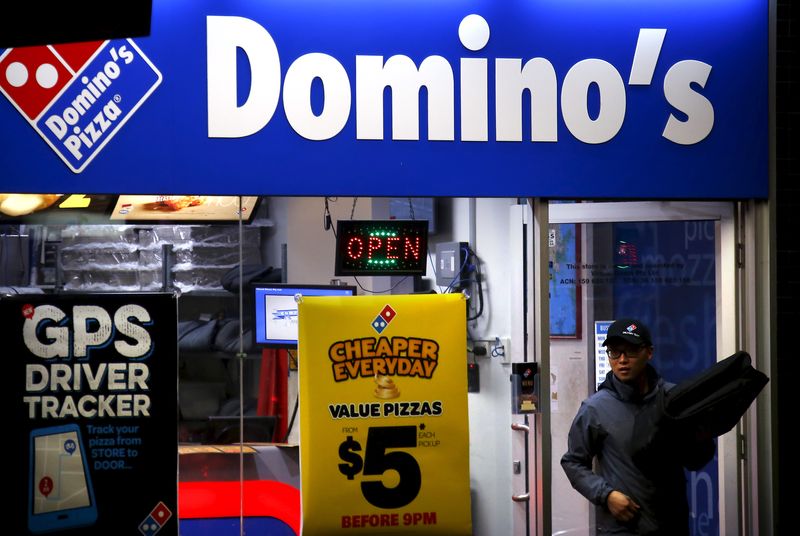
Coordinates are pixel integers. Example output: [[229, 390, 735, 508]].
[[298, 293, 471, 535]]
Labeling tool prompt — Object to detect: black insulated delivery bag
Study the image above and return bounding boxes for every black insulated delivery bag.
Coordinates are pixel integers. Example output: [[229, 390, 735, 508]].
[[631, 351, 769, 474], [664, 350, 769, 438]]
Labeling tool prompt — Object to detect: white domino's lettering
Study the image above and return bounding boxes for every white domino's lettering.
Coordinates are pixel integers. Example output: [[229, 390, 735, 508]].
[[207, 15, 714, 145], [43, 45, 135, 159]]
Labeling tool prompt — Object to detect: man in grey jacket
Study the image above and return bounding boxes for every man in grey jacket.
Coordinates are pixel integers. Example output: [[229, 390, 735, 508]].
[[561, 318, 715, 535]]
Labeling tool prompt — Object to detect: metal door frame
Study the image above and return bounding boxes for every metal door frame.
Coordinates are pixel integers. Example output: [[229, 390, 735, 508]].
[[531, 199, 771, 536]]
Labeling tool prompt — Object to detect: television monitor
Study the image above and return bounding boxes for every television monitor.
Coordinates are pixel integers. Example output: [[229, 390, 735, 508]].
[[109, 195, 261, 223], [252, 283, 357, 347]]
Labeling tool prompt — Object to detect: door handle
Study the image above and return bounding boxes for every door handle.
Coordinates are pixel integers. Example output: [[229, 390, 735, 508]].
[[511, 423, 529, 503], [511, 422, 530, 433]]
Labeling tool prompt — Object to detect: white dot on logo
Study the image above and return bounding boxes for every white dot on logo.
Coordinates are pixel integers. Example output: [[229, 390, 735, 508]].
[[458, 14, 490, 52], [36, 63, 58, 89], [5, 62, 28, 87], [385, 311, 392, 319]]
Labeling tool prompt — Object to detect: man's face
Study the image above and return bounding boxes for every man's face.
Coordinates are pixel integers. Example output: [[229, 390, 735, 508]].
[[605, 341, 653, 383]]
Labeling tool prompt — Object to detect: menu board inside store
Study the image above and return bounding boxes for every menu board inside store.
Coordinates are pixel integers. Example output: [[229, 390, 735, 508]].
[[0, 194, 260, 224]]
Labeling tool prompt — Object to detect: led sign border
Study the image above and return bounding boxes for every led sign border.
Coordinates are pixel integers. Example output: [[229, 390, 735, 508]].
[[334, 220, 428, 276]]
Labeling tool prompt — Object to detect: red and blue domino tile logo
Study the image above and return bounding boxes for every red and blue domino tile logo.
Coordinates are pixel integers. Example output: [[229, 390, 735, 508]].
[[371, 304, 397, 334], [0, 39, 162, 173], [139, 501, 172, 536]]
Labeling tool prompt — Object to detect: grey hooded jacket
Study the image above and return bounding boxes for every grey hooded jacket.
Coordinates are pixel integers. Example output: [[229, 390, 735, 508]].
[[560, 364, 714, 535]]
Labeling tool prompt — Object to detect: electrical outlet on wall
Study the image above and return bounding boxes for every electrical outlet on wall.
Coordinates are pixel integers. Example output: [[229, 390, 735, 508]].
[[490, 337, 511, 363], [470, 338, 511, 363]]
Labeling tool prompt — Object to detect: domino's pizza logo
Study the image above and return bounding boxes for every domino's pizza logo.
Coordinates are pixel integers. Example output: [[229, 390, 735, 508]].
[[0, 39, 162, 173], [371, 304, 396, 334], [139, 501, 172, 535]]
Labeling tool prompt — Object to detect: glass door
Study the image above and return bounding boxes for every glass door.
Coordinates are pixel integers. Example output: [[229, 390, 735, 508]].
[[547, 201, 738, 536]]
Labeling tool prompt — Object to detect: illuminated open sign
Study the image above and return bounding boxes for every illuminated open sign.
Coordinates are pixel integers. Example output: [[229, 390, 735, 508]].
[[334, 220, 428, 276]]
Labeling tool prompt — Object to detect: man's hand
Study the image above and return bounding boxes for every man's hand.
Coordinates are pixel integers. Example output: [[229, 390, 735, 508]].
[[606, 490, 640, 522]]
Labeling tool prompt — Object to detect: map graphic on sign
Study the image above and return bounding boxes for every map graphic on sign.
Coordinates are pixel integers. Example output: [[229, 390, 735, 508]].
[[0, 39, 162, 173]]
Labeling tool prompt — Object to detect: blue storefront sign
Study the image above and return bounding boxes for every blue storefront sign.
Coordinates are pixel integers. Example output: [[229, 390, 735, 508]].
[[0, 0, 767, 198]]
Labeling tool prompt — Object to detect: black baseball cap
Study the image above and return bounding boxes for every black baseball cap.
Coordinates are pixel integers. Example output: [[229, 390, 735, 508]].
[[602, 318, 653, 347]]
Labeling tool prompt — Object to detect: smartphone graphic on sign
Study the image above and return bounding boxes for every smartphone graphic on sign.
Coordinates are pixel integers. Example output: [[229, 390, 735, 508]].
[[29, 424, 97, 533]]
